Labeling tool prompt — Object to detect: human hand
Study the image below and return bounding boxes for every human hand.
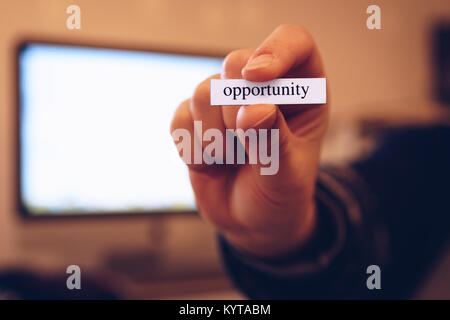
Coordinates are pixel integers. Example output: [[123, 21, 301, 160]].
[[170, 24, 329, 258]]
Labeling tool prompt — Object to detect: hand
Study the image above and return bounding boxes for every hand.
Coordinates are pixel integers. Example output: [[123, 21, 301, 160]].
[[170, 24, 329, 259]]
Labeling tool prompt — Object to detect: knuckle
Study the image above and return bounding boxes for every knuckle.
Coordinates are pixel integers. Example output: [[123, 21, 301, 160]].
[[223, 49, 253, 77], [191, 78, 211, 109]]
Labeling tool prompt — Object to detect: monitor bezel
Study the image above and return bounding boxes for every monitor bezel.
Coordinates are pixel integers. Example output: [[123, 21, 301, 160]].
[[15, 37, 224, 219]]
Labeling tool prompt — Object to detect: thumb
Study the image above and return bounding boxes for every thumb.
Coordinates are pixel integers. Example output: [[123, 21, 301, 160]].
[[236, 104, 296, 181]]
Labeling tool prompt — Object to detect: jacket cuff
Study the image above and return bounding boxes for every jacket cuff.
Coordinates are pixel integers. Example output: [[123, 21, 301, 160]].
[[219, 166, 385, 281]]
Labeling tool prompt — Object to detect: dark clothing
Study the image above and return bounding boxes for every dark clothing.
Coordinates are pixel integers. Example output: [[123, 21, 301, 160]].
[[220, 125, 450, 299]]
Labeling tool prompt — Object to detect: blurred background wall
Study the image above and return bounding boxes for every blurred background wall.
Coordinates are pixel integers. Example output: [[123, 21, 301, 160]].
[[0, 0, 449, 298]]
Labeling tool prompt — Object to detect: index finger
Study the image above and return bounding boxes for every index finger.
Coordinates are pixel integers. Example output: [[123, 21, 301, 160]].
[[242, 24, 325, 81]]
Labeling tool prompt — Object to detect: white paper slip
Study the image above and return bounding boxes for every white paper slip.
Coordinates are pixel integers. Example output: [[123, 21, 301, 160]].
[[210, 78, 326, 106]]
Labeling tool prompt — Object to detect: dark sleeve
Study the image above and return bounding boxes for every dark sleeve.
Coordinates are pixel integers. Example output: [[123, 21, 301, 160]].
[[218, 125, 450, 299]]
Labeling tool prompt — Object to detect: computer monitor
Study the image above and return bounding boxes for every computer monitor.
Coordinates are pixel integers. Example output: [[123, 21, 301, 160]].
[[17, 41, 223, 217]]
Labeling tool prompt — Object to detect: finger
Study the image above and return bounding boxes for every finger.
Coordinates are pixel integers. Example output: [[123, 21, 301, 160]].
[[171, 99, 233, 228], [235, 104, 318, 201], [190, 74, 229, 161], [222, 48, 254, 79], [236, 104, 291, 161], [221, 49, 253, 130], [171, 99, 218, 173], [242, 24, 325, 81], [170, 99, 198, 168], [240, 24, 329, 133]]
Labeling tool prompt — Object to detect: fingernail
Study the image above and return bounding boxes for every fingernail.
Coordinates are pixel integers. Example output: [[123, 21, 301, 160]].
[[243, 54, 274, 72]]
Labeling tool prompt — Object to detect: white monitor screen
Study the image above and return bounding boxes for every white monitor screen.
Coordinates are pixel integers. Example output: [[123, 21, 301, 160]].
[[18, 42, 223, 216]]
